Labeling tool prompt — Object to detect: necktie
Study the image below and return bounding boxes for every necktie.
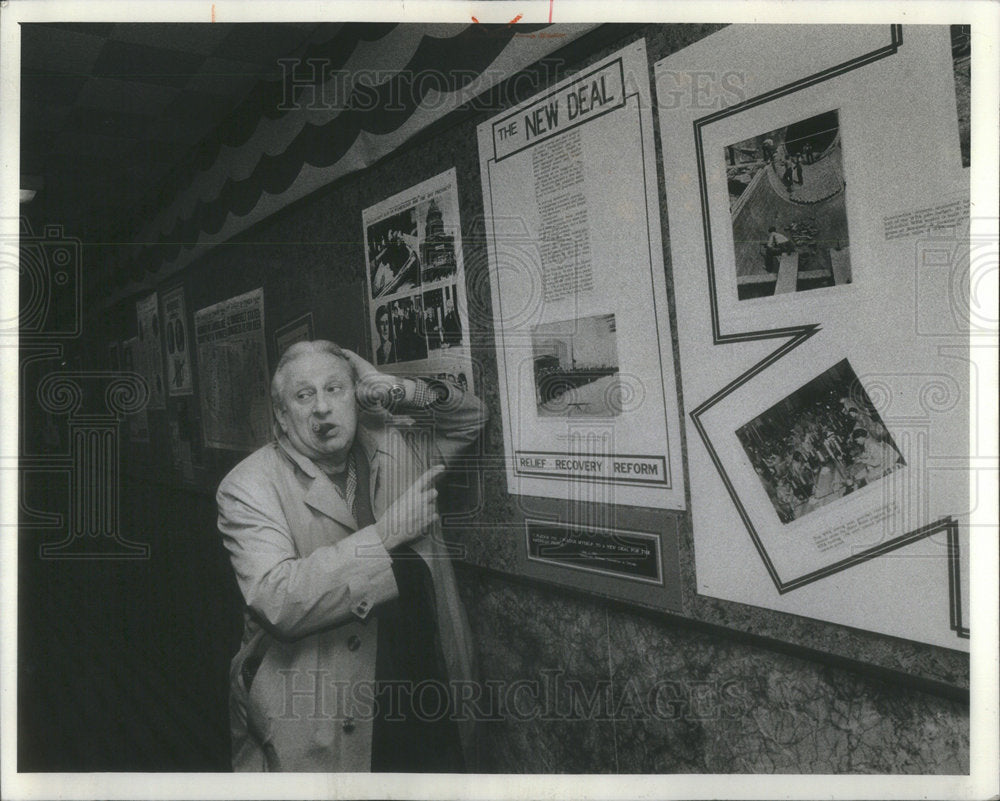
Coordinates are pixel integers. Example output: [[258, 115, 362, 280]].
[[345, 449, 357, 521]]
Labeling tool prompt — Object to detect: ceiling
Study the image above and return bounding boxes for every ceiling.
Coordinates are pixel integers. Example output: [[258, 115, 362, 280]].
[[19, 22, 337, 248], [17, 19, 596, 315]]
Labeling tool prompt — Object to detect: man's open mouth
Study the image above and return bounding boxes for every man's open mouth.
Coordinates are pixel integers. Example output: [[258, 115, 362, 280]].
[[312, 422, 336, 436]]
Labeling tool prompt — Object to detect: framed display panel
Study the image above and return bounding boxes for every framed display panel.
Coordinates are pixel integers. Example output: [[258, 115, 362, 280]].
[[477, 39, 686, 512], [657, 24, 972, 650], [194, 288, 271, 452], [362, 169, 475, 390], [162, 286, 193, 396], [274, 311, 315, 359], [134, 293, 166, 410]]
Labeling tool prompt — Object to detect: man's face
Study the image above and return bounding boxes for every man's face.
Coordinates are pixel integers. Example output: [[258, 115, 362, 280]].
[[275, 352, 358, 463], [377, 313, 390, 343]]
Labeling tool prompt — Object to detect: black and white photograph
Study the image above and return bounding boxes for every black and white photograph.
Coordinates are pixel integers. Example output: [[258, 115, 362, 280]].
[[366, 208, 421, 300], [736, 359, 905, 523], [530, 313, 621, 417], [422, 283, 463, 351], [417, 196, 458, 284], [388, 294, 428, 362], [5, 8, 996, 801], [726, 109, 852, 300], [951, 24, 971, 168], [372, 301, 397, 365]]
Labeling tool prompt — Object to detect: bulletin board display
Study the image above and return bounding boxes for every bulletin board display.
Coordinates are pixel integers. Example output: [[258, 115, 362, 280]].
[[362, 168, 475, 390], [194, 288, 271, 452], [162, 286, 193, 396], [477, 39, 686, 513], [656, 24, 971, 651]]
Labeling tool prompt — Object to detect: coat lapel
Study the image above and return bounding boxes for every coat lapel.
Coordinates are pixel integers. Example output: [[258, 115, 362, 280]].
[[356, 424, 385, 515], [276, 436, 358, 530], [303, 476, 358, 530], [357, 423, 401, 517]]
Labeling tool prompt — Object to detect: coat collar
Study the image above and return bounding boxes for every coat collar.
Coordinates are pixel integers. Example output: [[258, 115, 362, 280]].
[[275, 422, 395, 528]]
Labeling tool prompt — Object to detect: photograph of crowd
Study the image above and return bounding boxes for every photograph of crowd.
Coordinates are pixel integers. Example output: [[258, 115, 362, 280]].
[[366, 207, 421, 300], [736, 359, 905, 524], [725, 109, 851, 300], [531, 313, 621, 417]]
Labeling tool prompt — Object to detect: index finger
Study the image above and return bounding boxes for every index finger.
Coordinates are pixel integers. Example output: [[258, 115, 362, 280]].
[[415, 464, 446, 488]]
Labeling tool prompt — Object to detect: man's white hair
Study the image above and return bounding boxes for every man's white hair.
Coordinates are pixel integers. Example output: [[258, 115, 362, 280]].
[[270, 340, 354, 414]]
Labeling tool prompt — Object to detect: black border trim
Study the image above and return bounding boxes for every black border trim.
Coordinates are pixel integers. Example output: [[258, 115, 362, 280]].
[[947, 521, 970, 638]]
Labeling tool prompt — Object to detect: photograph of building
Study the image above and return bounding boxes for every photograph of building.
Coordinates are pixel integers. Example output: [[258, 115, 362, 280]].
[[531, 313, 621, 417], [418, 198, 458, 283]]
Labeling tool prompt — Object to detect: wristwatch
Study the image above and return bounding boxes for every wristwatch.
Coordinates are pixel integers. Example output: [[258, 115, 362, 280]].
[[387, 382, 407, 405]]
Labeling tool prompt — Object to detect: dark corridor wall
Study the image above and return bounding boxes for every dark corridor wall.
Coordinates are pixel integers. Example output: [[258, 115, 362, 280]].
[[18, 22, 969, 773]]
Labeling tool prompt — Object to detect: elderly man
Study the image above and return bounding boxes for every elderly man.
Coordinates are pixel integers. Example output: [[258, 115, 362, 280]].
[[217, 340, 487, 772]]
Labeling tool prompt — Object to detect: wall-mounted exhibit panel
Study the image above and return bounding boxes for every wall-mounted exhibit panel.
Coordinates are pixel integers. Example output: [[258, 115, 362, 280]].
[[162, 287, 193, 397], [363, 169, 474, 389], [478, 39, 686, 513], [657, 25, 971, 650], [134, 293, 165, 410], [194, 288, 271, 452]]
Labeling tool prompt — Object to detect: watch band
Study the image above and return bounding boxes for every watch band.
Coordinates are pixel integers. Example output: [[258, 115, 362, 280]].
[[412, 378, 450, 409]]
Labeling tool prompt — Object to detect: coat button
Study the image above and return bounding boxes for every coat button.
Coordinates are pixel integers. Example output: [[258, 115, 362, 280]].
[[347, 634, 361, 651], [342, 717, 356, 734]]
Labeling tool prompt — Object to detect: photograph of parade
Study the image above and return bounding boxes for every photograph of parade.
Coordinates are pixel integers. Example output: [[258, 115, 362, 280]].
[[423, 284, 463, 351], [531, 313, 621, 418], [736, 359, 905, 524], [366, 208, 421, 300], [416, 195, 458, 284], [725, 109, 851, 300]]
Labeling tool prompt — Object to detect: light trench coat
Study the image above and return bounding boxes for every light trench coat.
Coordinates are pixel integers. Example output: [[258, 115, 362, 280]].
[[216, 386, 486, 771]]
